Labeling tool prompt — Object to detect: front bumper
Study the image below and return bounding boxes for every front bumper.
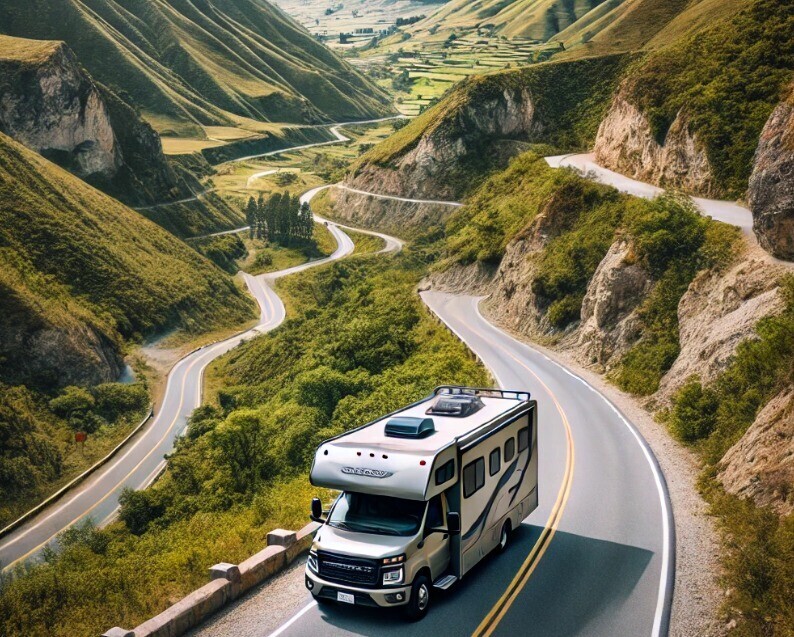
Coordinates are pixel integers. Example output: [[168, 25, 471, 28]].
[[305, 567, 411, 608]]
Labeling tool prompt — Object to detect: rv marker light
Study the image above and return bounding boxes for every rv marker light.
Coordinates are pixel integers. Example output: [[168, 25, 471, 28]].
[[419, 460, 426, 466]]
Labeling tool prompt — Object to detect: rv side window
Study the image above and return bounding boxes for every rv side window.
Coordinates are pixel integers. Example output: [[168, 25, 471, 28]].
[[518, 427, 530, 453], [435, 459, 455, 485], [463, 457, 485, 498], [504, 437, 515, 462], [489, 448, 500, 476]]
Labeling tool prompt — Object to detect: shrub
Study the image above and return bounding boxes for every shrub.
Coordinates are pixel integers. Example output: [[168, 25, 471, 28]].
[[92, 383, 148, 422], [48, 387, 94, 419], [667, 377, 719, 442]]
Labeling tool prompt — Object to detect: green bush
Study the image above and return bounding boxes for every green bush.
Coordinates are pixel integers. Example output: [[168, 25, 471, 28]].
[[92, 383, 149, 422], [667, 377, 719, 442], [118, 488, 166, 535]]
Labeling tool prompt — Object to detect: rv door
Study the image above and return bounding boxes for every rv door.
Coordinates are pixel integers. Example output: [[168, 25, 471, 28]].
[[423, 494, 451, 580]]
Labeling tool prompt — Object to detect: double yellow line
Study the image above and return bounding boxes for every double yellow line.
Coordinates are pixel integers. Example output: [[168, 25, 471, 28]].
[[469, 331, 576, 637]]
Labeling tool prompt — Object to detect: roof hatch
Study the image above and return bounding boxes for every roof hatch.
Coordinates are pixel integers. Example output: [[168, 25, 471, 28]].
[[384, 416, 435, 439], [425, 394, 484, 418]]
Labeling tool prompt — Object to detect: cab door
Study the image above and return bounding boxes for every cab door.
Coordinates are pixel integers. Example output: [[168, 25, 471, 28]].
[[423, 494, 451, 579]]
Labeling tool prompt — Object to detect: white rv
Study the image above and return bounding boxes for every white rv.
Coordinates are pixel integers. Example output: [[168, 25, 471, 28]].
[[305, 386, 538, 620]]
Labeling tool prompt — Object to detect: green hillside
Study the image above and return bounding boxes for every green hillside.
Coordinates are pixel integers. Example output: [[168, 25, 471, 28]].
[[0, 130, 254, 389], [0, 0, 393, 137]]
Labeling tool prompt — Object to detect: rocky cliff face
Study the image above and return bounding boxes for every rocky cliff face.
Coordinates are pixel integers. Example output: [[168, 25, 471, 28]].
[[0, 39, 121, 179], [0, 281, 123, 389], [349, 87, 537, 201], [718, 387, 794, 516], [0, 35, 182, 208], [594, 92, 716, 196], [656, 245, 786, 402], [749, 87, 794, 261]]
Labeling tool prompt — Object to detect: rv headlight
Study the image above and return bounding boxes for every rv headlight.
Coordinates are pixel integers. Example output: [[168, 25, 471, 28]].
[[307, 551, 318, 573], [381, 554, 405, 565], [382, 566, 404, 585]]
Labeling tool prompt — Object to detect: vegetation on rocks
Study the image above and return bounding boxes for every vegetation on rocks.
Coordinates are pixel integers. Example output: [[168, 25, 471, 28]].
[[623, 0, 794, 196]]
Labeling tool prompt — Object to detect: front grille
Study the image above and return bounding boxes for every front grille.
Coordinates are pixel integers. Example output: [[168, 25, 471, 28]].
[[317, 550, 380, 588]]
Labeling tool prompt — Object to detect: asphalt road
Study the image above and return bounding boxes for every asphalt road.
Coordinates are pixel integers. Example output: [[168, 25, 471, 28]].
[[191, 289, 673, 637], [0, 188, 397, 572]]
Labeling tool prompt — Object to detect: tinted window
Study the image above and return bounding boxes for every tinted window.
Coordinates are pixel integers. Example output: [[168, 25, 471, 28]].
[[435, 459, 455, 485], [328, 492, 426, 536], [518, 427, 530, 452], [489, 447, 501, 476], [463, 457, 485, 498], [504, 437, 515, 462], [425, 495, 443, 531]]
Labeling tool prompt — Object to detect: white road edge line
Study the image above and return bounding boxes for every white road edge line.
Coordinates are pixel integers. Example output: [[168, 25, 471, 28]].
[[472, 300, 675, 637], [266, 600, 318, 637]]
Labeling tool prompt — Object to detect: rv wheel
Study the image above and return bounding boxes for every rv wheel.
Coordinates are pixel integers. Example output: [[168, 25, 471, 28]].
[[405, 573, 431, 621], [497, 520, 512, 553]]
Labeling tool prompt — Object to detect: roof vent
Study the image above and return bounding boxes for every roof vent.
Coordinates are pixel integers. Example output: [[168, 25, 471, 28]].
[[426, 394, 484, 418], [385, 417, 435, 438]]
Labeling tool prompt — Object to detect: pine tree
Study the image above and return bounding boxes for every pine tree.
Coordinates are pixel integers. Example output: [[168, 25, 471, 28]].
[[300, 201, 313, 239], [245, 197, 257, 239], [256, 194, 266, 240]]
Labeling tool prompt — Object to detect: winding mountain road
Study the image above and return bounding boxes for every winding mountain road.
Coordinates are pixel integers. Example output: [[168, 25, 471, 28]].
[[0, 188, 397, 573], [189, 266, 673, 637]]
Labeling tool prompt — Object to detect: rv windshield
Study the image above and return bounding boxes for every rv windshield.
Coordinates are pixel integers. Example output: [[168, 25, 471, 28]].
[[328, 492, 426, 537]]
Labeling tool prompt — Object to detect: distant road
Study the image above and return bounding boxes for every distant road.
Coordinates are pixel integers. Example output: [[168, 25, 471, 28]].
[[545, 153, 754, 233], [0, 188, 396, 572]]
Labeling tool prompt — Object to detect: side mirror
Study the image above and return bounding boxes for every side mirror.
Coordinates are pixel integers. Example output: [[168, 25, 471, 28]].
[[311, 497, 324, 522], [447, 512, 460, 535]]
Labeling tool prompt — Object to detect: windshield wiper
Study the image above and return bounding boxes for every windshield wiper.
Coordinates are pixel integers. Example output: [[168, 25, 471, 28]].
[[328, 521, 355, 532]]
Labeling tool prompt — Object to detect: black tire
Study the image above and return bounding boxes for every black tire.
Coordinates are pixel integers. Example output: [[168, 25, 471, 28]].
[[497, 520, 512, 554], [404, 573, 431, 621]]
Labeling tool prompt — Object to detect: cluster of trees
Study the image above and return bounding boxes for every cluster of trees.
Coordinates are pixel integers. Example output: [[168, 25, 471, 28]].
[[245, 191, 313, 244]]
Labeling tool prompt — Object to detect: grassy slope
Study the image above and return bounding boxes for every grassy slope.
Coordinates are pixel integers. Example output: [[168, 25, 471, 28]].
[[410, 0, 617, 41], [0, 255, 487, 637], [0, 131, 254, 347], [618, 0, 794, 196], [0, 0, 392, 136], [355, 53, 631, 171]]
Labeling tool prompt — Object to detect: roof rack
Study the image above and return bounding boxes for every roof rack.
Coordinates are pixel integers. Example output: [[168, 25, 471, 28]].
[[433, 385, 531, 402]]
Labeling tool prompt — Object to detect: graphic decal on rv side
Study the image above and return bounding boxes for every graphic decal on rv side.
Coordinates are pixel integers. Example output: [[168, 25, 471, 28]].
[[340, 467, 394, 478], [462, 456, 520, 548]]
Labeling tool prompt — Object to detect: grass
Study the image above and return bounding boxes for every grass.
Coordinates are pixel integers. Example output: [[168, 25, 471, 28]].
[[0, 254, 487, 637], [239, 223, 337, 275]]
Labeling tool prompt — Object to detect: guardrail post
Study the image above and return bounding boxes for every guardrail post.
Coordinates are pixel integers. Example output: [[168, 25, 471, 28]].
[[209, 562, 241, 599], [266, 529, 296, 547]]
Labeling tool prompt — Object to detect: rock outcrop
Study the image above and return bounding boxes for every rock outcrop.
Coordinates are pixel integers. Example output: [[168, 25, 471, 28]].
[[594, 92, 716, 196], [349, 85, 538, 201], [576, 240, 651, 370], [0, 282, 123, 389], [749, 87, 794, 261], [718, 388, 794, 516], [0, 35, 183, 208], [0, 37, 121, 179], [656, 245, 786, 402]]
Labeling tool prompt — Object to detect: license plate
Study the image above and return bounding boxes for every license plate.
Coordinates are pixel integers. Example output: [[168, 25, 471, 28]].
[[337, 591, 355, 604]]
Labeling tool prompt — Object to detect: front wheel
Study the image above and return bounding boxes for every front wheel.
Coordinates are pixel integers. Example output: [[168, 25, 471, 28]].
[[404, 573, 431, 621], [497, 520, 512, 554]]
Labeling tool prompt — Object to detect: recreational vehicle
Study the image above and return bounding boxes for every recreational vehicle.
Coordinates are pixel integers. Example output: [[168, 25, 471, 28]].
[[305, 386, 538, 619]]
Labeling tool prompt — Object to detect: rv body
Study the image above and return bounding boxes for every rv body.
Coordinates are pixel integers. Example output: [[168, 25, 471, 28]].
[[305, 386, 538, 619]]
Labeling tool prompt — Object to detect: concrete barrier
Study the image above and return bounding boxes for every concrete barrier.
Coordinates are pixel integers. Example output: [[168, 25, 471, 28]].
[[102, 521, 320, 637]]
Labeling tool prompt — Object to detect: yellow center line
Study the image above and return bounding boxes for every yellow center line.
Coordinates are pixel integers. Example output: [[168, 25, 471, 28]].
[[468, 328, 576, 637]]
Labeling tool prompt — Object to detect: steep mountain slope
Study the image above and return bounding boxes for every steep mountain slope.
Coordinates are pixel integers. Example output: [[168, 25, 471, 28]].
[[0, 131, 254, 390], [0, 0, 392, 137], [347, 53, 631, 201], [411, 0, 620, 41], [0, 33, 245, 232]]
